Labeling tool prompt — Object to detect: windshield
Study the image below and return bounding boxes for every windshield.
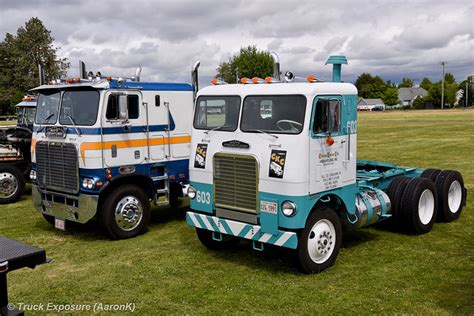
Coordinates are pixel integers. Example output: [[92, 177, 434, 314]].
[[241, 95, 306, 134], [59, 90, 100, 126], [17, 107, 36, 126], [194, 96, 241, 131], [36, 90, 60, 124]]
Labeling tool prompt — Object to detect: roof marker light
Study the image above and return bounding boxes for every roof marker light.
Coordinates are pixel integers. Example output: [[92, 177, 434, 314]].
[[211, 79, 218, 85], [240, 77, 249, 84], [264, 76, 273, 83]]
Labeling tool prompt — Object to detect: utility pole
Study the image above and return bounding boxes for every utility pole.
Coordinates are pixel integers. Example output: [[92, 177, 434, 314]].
[[467, 80, 469, 108], [441, 61, 446, 109]]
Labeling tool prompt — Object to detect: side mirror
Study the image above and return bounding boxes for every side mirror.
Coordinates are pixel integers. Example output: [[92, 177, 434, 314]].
[[118, 95, 128, 121]]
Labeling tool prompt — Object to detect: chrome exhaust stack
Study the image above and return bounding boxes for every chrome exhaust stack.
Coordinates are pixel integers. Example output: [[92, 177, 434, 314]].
[[79, 60, 87, 79], [270, 51, 281, 81], [133, 67, 142, 82], [38, 64, 45, 85], [192, 60, 201, 101]]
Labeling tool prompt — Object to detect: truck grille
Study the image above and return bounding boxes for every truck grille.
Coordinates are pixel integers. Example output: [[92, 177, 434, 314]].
[[36, 141, 79, 194], [214, 153, 258, 213]]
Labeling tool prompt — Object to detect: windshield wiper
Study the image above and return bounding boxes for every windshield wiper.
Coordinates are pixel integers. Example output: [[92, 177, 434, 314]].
[[204, 125, 231, 135], [36, 113, 55, 134], [65, 114, 82, 136], [248, 129, 279, 139]]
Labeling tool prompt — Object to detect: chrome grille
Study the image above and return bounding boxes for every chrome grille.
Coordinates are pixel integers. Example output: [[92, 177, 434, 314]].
[[36, 141, 79, 193], [214, 153, 258, 213]]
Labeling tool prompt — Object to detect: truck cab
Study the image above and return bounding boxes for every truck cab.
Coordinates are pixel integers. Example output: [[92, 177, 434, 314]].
[[186, 55, 467, 273], [30, 66, 195, 239]]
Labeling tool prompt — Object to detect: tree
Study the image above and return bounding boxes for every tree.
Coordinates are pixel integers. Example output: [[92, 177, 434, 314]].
[[354, 73, 387, 99], [458, 76, 474, 107], [382, 86, 400, 106], [426, 81, 457, 108], [216, 46, 273, 83], [444, 73, 456, 85], [0, 17, 69, 114], [420, 77, 432, 91], [398, 77, 414, 88], [412, 96, 426, 109]]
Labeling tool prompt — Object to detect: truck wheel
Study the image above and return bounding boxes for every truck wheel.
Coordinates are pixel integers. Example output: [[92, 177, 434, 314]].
[[386, 176, 411, 225], [421, 168, 441, 183], [0, 165, 25, 204], [400, 177, 437, 234], [99, 185, 151, 239], [195, 228, 239, 250], [435, 170, 466, 222], [297, 207, 341, 274]]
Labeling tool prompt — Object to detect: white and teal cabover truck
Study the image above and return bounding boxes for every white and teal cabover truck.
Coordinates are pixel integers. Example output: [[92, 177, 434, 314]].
[[185, 54, 467, 273], [30, 62, 199, 239]]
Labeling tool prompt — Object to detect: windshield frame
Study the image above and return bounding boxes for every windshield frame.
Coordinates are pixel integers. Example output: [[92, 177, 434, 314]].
[[193, 95, 241, 132], [59, 89, 100, 126], [240, 94, 307, 136]]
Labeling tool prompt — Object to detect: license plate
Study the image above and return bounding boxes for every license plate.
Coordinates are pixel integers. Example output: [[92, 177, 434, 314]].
[[54, 218, 66, 231], [260, 201, 278, 214]]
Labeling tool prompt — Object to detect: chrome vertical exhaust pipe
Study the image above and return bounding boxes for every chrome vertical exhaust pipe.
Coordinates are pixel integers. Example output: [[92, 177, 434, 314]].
[[192, 60, 201, 101], [270, 51, 280, 81]]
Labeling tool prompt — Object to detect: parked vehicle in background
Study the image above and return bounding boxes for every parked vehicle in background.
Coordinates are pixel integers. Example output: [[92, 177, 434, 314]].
[[31, 62, 198, 239], [0, 95, 37, 204], [185, 53, 468, 274]]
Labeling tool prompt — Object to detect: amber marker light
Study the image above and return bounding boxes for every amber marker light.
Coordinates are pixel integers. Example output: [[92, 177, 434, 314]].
[[326, 137, 334, 146], [264, 76, 273, 83], [240, 77, 249, 84], [211, 79, 218, 85], [307, 75, 315, 82]]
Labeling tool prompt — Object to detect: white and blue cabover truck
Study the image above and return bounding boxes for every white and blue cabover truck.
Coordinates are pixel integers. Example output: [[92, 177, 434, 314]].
[[30, 62, 199, 239], [185, 54, 467, 273]]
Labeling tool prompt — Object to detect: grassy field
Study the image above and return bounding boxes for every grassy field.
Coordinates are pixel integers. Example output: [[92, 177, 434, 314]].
[[1, 109, 473, 315]]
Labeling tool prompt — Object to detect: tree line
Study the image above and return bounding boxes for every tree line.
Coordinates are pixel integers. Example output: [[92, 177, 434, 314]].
[[0, 17, 69, 115]]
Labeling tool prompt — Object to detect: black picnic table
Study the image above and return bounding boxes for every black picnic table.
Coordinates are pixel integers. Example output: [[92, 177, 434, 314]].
[[0, 236, 47, 316]]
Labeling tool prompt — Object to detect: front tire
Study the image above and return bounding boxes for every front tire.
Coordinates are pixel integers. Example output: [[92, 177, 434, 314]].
[[195, 228, 239, 250], [99, 185, 151, 239], [0, 165, 25, 204], [297, 207, 342, 274]]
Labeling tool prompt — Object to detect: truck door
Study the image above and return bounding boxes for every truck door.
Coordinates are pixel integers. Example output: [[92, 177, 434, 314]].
[[102, 91, 148, 167], [309, 95, 349, 194]]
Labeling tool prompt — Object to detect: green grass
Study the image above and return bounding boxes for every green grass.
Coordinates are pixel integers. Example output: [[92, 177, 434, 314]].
[[0, 120, 16, 126], [1, 109, 473, 315]]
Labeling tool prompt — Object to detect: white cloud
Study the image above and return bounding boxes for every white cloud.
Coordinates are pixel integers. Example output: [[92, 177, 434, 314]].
[[0, 0, 473, 86]]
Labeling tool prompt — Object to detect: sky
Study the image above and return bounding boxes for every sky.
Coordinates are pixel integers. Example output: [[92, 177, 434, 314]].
[[0, 0, 473, 86]]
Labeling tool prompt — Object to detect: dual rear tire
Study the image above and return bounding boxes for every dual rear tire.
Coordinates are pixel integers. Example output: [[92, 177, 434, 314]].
[[387, 169, 466, 234]]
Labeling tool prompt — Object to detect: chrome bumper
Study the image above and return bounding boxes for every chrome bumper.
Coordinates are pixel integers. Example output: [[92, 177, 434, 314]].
[[32, 185, 98, 223]]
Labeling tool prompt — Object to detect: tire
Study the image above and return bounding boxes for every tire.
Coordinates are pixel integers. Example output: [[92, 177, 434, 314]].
[[386, 176, 411, 225], [297, 207, 342, 274], [196, 228, 239, 250], [421, 168, 441, 183], [0, 165, 26, 204], [99, 185, 151, 239], [399, 177, 437, 234], [434, 170, 466, 222]]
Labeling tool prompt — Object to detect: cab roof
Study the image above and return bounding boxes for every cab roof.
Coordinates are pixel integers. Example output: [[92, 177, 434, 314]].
[[197, 82, 358, 97], [30, 79, 192, 92]]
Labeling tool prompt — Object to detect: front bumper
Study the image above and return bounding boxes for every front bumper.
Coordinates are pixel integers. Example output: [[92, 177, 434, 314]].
[[186, 211, 298, 249], [32, 185, 98, 223]]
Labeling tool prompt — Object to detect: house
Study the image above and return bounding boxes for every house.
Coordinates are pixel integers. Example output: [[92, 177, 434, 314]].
[[398, 87, 428, 107], [357, 98, 386, 111]]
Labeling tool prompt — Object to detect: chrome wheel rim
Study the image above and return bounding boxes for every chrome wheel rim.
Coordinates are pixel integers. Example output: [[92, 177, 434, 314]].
[[307, 219, 336, 264], [447, 180, 462, 214], [418, 189, 435, 225], [0, 172, 18, 199], [115, 196, 143, 231]]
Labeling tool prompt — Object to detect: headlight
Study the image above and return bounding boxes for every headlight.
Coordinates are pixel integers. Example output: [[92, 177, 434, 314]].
[[187, 186, 196, 199], [30, 170, 37, 181], [282, 201, 297, 217], [82, 178, 95, 190]]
